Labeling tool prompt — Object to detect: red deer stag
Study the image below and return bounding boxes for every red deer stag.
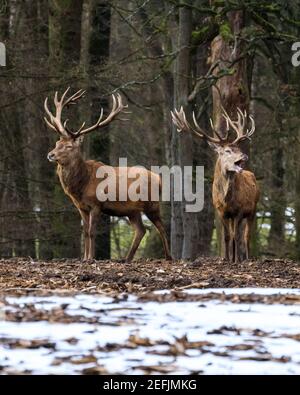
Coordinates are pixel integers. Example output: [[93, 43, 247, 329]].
[[44, 87, 172, 262], [171, 107, 259, 263]]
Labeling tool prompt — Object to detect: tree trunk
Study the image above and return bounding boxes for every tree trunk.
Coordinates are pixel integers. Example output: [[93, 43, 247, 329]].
[[48, 0, 83, 258], [268, 145, 285, 255], [174, 2, 199, 260], [210, 9, 250, 257], [90, 1, 111, 259]]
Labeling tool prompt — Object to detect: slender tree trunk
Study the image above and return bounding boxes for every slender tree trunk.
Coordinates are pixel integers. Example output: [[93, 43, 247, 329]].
[[174, 2, 199, 259], [170, 5, 191, 259], [268, 145, 285, 255], [295, 164, 300, 259]]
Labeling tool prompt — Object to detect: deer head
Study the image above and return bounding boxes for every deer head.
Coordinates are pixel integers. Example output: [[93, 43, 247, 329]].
[[44, 87, 127, 165], [171, 107, 255, 174]]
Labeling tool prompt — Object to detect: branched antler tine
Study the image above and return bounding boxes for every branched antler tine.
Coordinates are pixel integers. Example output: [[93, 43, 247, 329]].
[[222, 113, 230, 132], [75, 93, 124, 137], [221, 114, 230, 140], [171, 108, 186, 132], [222, 110, 240, 137], [237, 107, 244, 119], [178, 108, 187, 131], [117, 93, 128, 109], [178, 107, 190, 131], [63, 89, 85, 107], [97, 108, 104, 124], [44, 90, 71, 137], [59, 86, 71, 105], [111, 94, 117, 112], [44, 116, 59, 133], [44, 97, 53, 121], [171, 106, 221, 143], [170, 110, 181, 131], [248, 115, 255, 137], [236, 111, 243, 137], [77, 121, 86, 134], [171, 110, 179, 131], [192, 111, 204, 133], [209, 117, 225, 141], [191, 112, 222, 143], [54, 91, 59, 106]]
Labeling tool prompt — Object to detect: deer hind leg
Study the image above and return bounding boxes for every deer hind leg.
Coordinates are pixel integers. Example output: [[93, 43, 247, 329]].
[[244, 216, 254, 260], [145, 210, 172, 261], [126, 213, 146, 263], [88, 207, 101, 260]]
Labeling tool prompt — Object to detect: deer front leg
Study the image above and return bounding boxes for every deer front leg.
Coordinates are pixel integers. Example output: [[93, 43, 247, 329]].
[[221, 217, 231, 261], [88, 207, 100, 260], [234, 216, 244, 263], [126, 213, 146, 263], [78, 209, 90, 261]]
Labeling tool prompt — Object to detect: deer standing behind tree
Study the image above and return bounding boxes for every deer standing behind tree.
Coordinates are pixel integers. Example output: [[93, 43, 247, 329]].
[[171, 107, 259, 263], [44, 88, 172, 262]]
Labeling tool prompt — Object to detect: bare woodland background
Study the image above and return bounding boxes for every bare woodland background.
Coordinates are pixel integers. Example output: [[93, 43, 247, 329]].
[[0, 0, 299, 261]]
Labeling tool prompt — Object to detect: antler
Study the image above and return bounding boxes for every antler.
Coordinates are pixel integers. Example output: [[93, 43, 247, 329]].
[[44, 87, 86, 137], [71, 93, 127, 138], [171, 106, 229, 145], [171, 106, 255, 146], [44, 88, 127, 139], [222, 107, 255, 145]]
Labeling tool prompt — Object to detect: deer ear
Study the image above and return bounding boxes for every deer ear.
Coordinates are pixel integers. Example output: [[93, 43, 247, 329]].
[[75, 135, 84, 146], [207, 141, 221, 153]]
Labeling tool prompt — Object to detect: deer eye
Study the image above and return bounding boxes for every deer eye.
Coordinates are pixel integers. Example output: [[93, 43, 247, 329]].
[[225, 148, 231, 154]]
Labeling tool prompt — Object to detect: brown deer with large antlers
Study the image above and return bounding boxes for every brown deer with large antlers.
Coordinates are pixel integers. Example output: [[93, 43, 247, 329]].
[[171, 107, 259, 263], [44, 87, 172, 262]]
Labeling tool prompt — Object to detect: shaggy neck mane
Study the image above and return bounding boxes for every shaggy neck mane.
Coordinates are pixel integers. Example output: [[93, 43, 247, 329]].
[[214, 159, 236, 204], [57, 154, 89, 200]]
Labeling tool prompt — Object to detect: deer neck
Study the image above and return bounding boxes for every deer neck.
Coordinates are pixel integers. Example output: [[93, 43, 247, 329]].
[[57, 154, 89, 200], [214, 159, 236, 204]]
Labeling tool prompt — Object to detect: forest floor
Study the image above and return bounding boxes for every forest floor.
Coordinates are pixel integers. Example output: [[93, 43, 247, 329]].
[[1, 257, 300, 374], [0, 256, 299, 295]]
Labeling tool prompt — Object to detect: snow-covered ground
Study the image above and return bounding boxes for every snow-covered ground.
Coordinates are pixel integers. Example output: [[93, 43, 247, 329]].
[[0, 289, 299, 374]]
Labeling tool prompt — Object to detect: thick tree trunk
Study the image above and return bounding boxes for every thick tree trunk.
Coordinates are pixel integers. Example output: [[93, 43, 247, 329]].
[[210, 9, 250, 257], [90, 1, 111, 259], [48, 0, 83, 258]]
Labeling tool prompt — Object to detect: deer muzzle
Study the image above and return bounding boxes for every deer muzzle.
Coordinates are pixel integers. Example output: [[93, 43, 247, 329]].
[[47, 152, 56, 162], [234, 154, 248, 173]]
